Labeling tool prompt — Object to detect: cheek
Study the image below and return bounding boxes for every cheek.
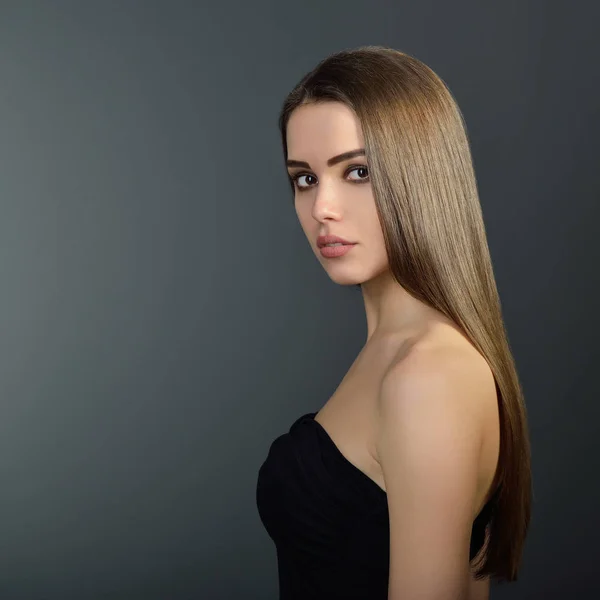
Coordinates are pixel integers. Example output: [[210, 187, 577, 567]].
[[296, 209, 315, 240], [295, 206, 305, 227], [362, 216, 388, 258], [295, 202, 311, 223]]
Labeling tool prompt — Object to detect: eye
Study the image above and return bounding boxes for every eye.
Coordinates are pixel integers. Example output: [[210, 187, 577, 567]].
[[291, 173, 317, 190], [289, 165, 370, 191], [347, 166, 369, 182]]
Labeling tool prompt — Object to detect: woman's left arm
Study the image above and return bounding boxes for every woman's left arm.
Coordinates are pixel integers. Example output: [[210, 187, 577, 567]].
[[376, 349, 486, 600]]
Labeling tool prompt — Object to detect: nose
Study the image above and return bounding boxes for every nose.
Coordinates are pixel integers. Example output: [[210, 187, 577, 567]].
[[311, 181, 343, 222]]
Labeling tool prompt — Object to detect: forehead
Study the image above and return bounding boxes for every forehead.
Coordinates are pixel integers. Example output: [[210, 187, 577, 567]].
[[286, 102, 364, 159]]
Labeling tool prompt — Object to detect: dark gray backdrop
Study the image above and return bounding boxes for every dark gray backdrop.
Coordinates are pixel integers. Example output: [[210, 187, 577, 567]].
[[0, 1, 597, 599]]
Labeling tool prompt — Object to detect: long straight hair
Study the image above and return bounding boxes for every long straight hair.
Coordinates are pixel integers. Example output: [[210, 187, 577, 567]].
[[277, 46, 532, 583]]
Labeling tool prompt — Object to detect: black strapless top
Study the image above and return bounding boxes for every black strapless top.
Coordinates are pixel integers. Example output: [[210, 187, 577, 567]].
[[256, 411, 491, 599]]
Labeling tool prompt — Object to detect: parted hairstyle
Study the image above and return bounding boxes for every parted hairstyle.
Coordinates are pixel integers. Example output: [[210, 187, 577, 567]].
[[277, 45, 532, 583]]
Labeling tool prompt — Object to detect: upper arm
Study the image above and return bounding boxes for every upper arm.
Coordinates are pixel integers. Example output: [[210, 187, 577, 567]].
[[376, 349, 485, 600]]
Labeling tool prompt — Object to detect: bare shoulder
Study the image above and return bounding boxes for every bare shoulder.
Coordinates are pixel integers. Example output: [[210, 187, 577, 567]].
[[379, 332, 496, 422], [376, 330, 499, 509], [375, 340, 487, 461]]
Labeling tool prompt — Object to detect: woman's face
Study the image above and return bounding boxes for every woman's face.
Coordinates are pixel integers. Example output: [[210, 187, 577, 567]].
[[286, 101, 389, 286]]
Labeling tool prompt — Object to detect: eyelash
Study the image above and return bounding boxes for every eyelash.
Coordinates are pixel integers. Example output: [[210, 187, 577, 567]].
[[289, 164, 370, 192]]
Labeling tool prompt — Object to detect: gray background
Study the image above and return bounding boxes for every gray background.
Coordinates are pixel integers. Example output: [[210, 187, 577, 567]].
[[0, 1, 598, 598]]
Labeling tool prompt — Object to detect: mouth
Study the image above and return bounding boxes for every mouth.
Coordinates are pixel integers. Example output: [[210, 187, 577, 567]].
[[316, 235, 356, 248], [319, 242, 357, 258]]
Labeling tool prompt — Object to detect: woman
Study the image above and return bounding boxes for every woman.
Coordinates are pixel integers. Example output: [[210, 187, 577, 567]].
[[256, 45, 532, 600]]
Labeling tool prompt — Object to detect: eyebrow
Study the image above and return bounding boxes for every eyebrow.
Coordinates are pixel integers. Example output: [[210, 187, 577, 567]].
[[286, 148, 365, 169]]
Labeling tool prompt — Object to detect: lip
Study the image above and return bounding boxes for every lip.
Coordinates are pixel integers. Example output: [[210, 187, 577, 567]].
[[317, 235, 355, 248], [319, 242, 357, 258]]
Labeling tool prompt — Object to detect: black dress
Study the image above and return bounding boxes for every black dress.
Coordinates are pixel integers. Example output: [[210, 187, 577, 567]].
[[256, 411, 491, 599]]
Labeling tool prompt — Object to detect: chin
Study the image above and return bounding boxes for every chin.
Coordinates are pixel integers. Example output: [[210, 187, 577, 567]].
[[324, 269, 368, 286], [324, 262, 388, 287], [330, 277, 363, 286]]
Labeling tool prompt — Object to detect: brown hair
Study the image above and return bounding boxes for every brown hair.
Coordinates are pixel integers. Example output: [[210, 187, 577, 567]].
[[277, 45, 532, 583]]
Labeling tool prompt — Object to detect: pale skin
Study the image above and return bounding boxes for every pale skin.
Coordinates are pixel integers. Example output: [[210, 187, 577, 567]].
[[285, 101, 500, 600]]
